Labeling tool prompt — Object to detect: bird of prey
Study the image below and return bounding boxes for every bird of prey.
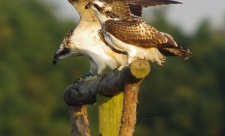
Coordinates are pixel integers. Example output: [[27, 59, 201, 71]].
[[53, 0, 182, 81], [85, 0, 190, 65], [53, 0, 127, 81]]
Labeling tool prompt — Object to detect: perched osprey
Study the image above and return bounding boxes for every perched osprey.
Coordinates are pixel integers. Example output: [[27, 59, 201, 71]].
[[53, 0, 126, 80], [53, 0, 182, 80], [85, 1, 190, 65]]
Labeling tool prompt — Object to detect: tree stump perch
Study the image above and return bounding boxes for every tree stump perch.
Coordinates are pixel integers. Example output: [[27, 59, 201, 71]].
[[64, 59, 150, 136]]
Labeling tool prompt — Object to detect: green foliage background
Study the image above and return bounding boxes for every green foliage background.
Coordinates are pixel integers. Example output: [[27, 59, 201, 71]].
[[0, 0, 224, 135]]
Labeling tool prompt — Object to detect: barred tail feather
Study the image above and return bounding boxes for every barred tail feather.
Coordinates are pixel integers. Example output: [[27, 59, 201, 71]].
[[159, 32, 191, 60], [158, 45, 191, 60]]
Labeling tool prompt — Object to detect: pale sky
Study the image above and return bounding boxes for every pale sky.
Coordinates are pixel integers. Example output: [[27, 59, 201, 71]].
[[45, 0, 225, 34]]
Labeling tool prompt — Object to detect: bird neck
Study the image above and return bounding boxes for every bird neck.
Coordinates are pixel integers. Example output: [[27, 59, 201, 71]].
[[92, 9, 112, 25]]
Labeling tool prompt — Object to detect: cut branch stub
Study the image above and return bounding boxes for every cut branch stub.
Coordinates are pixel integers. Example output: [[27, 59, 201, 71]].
[[129, 59, 150, 79]]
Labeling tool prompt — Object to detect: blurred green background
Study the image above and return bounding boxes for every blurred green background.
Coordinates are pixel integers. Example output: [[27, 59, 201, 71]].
[[0, 0, 225, 135]]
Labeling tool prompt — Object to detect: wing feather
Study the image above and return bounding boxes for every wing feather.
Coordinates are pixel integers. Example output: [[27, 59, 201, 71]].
[[128, 4, 143, 16], [112, 1, 131, 17], [99, 0, 182, 17], [102, 0, 131, 17], [126, 0, 182, 7], [104, 18, 190, 59], [104, 18, 169, 48], [69, 0, 100, 23]]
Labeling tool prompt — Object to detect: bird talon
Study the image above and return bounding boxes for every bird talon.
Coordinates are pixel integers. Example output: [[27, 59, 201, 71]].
[[73, 77, 84, 85], [83, 75, 99, 81], [117, 65, 125, 71], [113, 68, 118, 73]]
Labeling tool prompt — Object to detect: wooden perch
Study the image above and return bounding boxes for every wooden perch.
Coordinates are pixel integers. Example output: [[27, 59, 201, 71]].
[[64, 59, 150, 136], [64, 59, 150, 106]]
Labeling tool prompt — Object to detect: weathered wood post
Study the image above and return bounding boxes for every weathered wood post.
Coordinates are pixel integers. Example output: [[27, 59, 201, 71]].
[[64, 59, 150, 136], [97, 93, 124, 136]]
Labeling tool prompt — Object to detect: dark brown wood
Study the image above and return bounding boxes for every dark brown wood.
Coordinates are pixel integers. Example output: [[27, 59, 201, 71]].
[[64, 60, 150, 106]]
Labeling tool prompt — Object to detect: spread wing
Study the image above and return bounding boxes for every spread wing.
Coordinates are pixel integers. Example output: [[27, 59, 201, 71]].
[[128, 0, 182, 16], [104, 18, 171, 48], [69, 0, 100, 24], [97, 0, 182, 17], [126, 0, 182, 7], [128, 4, 143, 16], [102, 0, 132, 17]]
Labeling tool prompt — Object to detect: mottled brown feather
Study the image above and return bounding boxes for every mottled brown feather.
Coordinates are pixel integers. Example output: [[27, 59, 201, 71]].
[[102, 0, 131, 17], [104, 17, 169, 48], [104, 17, 191, 59], [98, 29, 125, 54], [99, 0, 181, 17], [98, 29, 108, 45]]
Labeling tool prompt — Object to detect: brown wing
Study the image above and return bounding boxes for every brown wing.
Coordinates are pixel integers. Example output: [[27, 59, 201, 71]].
[[127, 0, 182, 16], [104, 18, 169, 48], [69, 0, 100, 23], [103, 0, 132, 17], [101, 0, 181, 17], [128, 4, 143, 16], [126, 0, 182, 7]]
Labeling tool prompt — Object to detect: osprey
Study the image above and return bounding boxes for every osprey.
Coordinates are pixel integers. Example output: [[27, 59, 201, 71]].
[[53, 0, 126, 81], [53, 0, 182, 80], [85, 0, 190, 65]]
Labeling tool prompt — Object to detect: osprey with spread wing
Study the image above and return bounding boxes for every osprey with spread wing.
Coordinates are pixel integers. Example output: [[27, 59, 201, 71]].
[[53, 0, 184, 81], [53, 0, 127, 81]]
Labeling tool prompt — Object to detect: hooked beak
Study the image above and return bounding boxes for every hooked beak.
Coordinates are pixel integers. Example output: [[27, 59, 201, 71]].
[[53, 54, 59, 65]]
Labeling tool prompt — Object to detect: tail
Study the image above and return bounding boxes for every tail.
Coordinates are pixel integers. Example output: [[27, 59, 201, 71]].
[[158, 45, 191, 60], [157, 32, 191, 60]]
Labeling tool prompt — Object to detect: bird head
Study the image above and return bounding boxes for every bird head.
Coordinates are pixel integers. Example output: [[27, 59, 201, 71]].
[[85, 1, 108, 12], [53, 29, 81, 65], [85, 0, 125, 24]]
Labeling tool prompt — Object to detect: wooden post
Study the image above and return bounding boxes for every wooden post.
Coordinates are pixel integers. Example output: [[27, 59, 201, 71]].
[[98, 93, 124, 136], [64, 59, 150, 136], [119, 58, 150, 136]]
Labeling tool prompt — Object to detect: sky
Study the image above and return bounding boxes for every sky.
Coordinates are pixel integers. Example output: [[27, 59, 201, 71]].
[[45, 0, 225, 34]]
